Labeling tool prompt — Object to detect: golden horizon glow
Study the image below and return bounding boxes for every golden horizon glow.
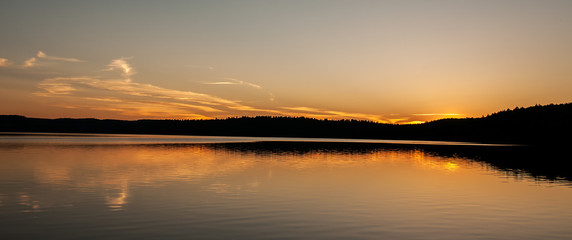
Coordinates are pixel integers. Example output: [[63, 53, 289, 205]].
[[2, 1, 572, 122]]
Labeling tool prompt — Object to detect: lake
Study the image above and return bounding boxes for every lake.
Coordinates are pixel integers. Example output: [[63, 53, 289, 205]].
[[1, 133, 571, 239]]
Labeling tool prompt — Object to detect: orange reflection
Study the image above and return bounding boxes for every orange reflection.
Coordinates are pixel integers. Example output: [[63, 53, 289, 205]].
[[19, 193, 42, 213], [411, 149, 461, 172], [7, 144, 475, 210], [105, 181, 129, 211], [27, 145, 258, 210]]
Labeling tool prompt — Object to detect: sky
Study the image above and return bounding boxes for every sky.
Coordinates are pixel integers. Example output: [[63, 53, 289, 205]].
[[1, 0, 572, 124]]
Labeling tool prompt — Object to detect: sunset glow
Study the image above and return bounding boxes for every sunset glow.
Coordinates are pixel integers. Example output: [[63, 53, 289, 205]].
[[1, 1, 572, 123]]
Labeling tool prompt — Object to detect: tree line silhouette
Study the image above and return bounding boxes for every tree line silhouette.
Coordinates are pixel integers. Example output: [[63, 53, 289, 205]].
[[1, 102, 571, 145]]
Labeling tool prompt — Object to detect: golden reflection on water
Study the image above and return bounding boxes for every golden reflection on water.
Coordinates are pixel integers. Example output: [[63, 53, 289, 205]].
[[262, 148, 465, 172], [0, 144, 481, 212], [18, 193, 41, 213], [412, 149, 461, 172], [105, 181, 129, 211], [0, 143, 562, 214], [3, 138, 572, 240], [22, 145, 259, 210]]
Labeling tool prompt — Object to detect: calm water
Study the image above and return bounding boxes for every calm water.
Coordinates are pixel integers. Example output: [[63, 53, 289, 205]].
[[1, 134, 571, 239]]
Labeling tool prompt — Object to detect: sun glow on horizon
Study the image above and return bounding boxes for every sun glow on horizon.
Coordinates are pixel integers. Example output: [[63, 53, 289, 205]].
[[13, 56, 467, 123], [2, 1, 572, 122]]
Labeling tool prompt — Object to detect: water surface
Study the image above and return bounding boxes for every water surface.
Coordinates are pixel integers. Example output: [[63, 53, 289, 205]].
[[0, 134, 571, 239]]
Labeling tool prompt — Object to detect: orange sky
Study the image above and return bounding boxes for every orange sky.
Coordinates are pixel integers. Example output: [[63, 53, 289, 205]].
[[1, 1, 572, 124]]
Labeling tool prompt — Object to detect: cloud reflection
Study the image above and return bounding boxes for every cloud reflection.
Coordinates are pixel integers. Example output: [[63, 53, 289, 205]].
[[0, 143, 488, 212], [29, 145, 257, 209], [105, 182, 129, 211]]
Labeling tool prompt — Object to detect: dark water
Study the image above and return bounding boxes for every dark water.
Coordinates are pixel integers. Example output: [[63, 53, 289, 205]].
[[0, 134, 571, 239]]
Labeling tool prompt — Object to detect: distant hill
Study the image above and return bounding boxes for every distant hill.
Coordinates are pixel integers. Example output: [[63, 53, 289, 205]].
[[1, 103, 571, 145], [420, 103, 572, 144]]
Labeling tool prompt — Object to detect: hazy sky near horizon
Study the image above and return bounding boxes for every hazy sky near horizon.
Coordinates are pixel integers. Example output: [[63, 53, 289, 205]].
[[1, 0, 572, 123]]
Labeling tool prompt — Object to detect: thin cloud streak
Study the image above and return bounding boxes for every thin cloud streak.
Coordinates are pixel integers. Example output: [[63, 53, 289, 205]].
[[37, 51, 83, 62], [37, 80, 77, 95], [202, 78, 262, 89], [31, 56, 438, 123], [203, 77, 275, 102], [51, 97, 214, 120], [203, 81, 236, 85], [84, 98, 217, 119], [36, 75, 401, 122], [0, 52, 82, 69], [37, 75, 386, 121], [36, 77, 236, 111]]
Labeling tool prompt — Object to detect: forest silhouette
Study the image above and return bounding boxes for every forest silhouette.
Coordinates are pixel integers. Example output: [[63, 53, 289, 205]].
[[1, 102, 571, 146]]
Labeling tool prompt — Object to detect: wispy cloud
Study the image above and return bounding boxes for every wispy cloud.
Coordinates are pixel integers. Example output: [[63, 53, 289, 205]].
[[36, 72, 427, 122], [37, 51, 83, 62], [202, 78, 262, 89], [103, 58, 135, 77], [23, 57, 37, 68], [37, 77, 239, 109], [0, 58, 11, 67], [36, 77, 226, 119], [81, 97, 219, 119], [202, 77, 276, 102], [36, 71, 397, 121], [47, 96, 216, 120], [37, 79, 77, 95], [32, 56, 448, 123], [36, 74, 373, 121], [202, 81, 236, 85], [1, 51, 82, 69]]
